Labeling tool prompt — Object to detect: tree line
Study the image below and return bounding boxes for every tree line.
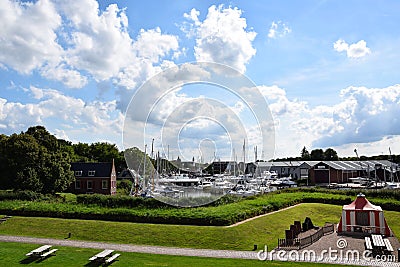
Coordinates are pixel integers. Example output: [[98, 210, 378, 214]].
[[0, 126, 126, 193], [273, 146, 400, 163]]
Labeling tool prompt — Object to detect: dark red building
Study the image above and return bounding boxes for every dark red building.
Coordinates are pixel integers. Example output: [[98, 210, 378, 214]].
[[70, 161, 117, 195], [309, 160, 396, 185]]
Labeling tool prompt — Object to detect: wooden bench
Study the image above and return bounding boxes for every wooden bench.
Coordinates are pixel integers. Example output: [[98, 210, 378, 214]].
[[105, 253, 120, 263], [365, 236, 373, 250], [384, 239, 394, 252]]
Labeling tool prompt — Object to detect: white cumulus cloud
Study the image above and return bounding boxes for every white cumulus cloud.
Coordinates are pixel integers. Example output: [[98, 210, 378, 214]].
[[0, 0, 181, 90], [0, 86, 124, 144], [0, 0, 63, 74], [183, 5, 257, 73], [333, 39, 371, 58], [268, 21, 291, 39], [255, 84, 400, 158]]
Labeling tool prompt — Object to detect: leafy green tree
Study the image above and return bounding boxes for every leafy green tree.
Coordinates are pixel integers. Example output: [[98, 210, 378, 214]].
[[310, 149, 324, 160], [0, 129, 74, 193], [324, 148, 339, 160], [26, 126, 59, 152], [124, 147, 154, 176], [72, 142, 92, 162], [4, 133, 44, 191], [117, 179, 132, 195], [90, 142, 126, 172], [0, 134, 10, 188], [300, 146, 310, 160]]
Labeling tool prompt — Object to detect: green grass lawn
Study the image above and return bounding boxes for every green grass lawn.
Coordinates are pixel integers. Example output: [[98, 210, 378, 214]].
[[0, 203, 372, 251], [0, 242, 352, 267]]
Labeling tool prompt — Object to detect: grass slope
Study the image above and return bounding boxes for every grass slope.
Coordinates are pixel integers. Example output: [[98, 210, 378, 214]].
[[0, 242, 352, 267], [0, 203, 344, 251]]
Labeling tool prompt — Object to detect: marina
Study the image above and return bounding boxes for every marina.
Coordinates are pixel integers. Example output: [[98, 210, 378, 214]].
[[127, 157, 400, 202]]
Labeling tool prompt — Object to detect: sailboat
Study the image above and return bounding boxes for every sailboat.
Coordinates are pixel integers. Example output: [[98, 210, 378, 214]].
[[384, 148, 400, 189]]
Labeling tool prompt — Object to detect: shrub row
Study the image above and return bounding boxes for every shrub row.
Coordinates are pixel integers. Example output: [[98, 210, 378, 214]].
[[75, 193, 241, 209], [76, 194, 171, 208], [0, 190, 53, 201], [283, 187, 400, 199]]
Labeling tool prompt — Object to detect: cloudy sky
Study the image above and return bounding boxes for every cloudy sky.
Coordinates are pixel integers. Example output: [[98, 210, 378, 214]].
[[1, 0, 400, 161]]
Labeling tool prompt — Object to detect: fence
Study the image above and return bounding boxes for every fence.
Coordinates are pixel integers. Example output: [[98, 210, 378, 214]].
[[278, 223, 334, 249]]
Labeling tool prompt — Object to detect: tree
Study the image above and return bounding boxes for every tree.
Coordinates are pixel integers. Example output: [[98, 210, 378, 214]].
[[4, 133, 44, 191], [72, 142, 92, 162], [0, 134, 10, 188], [300, 146, 310, 160], [310, 149, 324, 160], [117, 179, 132, 195], [90, 142, 126, 172], [26, 125, 59, 152], [0, 128, 74, 193], [324, 148, 338, 160]]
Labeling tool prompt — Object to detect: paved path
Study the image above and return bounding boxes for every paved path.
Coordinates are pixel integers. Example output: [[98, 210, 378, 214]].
[[226, 204, 302, 227]]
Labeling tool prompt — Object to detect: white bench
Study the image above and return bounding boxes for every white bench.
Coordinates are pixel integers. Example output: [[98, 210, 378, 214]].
[[105, 253, 120, 263], [41, 249, 58, 258], [372, 234, 385, 248], [365, 237, 373, 250], [384, 239, 394, 252], [89, 249, 114, 261], [26, 245, 52, 257]]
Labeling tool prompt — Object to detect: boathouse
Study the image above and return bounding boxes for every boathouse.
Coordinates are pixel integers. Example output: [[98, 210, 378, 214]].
[[308, 160, 396, 185]]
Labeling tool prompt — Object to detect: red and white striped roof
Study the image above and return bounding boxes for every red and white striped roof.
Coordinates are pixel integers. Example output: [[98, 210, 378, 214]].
[[342, 193, 382, 211]]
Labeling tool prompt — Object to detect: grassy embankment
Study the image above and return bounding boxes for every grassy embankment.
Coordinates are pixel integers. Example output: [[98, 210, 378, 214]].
[[1, 188, 400, 226], [3, 188, 400, 226], [1, 203, 399, 251]]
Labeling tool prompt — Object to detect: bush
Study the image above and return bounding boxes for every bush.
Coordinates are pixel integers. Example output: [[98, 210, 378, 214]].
[[76, 194, 171, 209]]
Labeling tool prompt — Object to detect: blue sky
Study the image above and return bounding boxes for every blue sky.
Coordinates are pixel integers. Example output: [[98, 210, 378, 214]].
[[1, 0, 400, 160]]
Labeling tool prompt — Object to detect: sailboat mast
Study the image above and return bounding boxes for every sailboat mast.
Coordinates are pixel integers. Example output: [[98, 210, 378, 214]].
[[143, 144, 147, 189], [243, 139, 246, 175]]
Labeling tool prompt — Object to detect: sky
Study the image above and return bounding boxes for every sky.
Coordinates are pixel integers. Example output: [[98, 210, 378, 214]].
[[1, 0, 400, 161]]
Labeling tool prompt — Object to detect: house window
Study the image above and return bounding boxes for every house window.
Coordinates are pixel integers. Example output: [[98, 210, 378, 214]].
[[87, 180, 93, 190], [75, 171, 82, 176], [88, 170, 95, 176], [102, 180, 108, 189], [75, 180, 81, 189]]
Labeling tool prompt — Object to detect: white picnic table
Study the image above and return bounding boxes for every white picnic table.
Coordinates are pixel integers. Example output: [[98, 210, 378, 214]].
[[364, 236, 373, 250], [89, 249, 114, 261], [383, 239, 394, 252], [371, 234, 386, 250], [26, 245, 52, 256]]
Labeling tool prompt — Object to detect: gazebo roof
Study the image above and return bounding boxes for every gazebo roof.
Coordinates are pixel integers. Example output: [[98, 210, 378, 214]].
[[342, 193, 382, 211]]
